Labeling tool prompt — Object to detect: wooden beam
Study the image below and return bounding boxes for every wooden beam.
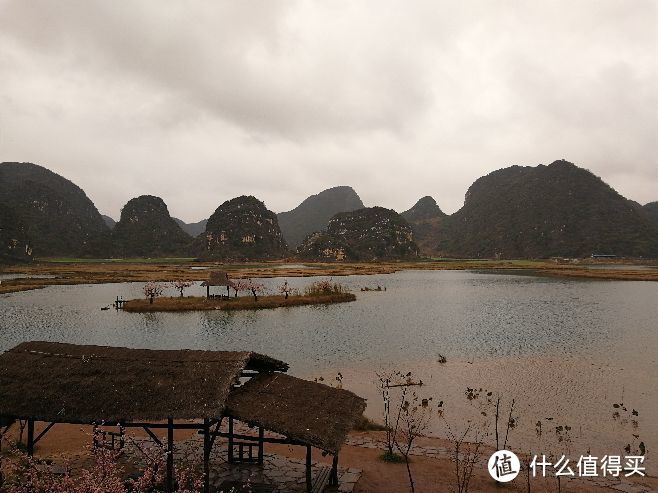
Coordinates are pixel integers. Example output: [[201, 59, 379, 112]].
[[330, 454, 339, 486], [200, 430, 306, 446], [203, 418, 210, 493], [228, 417, 234, 463], [33, 422, 56, 446], [208, 418, 222, 451], [306, 445, 312, 492], [123, 422, 202, 430], [26, 419, 34, 456], [166, 418, 174, 493], [258, 426, 264, 464], [142, 426, 163, 447]]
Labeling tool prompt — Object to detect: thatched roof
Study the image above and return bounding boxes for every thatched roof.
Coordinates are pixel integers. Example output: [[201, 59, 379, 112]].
[[0, 342, 287, 423], [201, 271, 234, 287], [226, 373, 366, 454]]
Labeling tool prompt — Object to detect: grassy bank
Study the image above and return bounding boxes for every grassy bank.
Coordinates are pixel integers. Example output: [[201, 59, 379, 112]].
[[123, 293, 357, 312], [1, 258, 656, 295]]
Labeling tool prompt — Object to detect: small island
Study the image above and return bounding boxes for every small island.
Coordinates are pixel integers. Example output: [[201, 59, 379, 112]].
[[123, 273, 356, 312]]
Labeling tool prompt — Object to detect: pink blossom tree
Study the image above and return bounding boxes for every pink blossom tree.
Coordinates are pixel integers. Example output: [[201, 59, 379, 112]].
[[230, 279, 247, 298], [143, 281, 165, 304], [172, 280, 195, 297], [1, 440, 204, 492], [244, 279, 265, 302]]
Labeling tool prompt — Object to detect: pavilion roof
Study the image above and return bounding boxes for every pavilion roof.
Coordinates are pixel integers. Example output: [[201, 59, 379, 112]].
[[226, 373, 366, 454], [0, 341, 287, 423]]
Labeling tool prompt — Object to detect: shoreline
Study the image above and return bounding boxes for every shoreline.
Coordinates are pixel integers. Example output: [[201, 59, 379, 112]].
[[0, 422, 654, 492], [1, 258, 657, 295], [123, 293, 356, 312]]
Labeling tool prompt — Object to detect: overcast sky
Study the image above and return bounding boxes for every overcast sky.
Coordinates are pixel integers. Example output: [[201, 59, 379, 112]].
[[0, 1, 655, 222]]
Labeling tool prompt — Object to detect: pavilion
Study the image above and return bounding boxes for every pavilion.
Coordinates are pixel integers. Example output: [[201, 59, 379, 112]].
[[200, 271, 234, 299], [0, 341, 366, 492]]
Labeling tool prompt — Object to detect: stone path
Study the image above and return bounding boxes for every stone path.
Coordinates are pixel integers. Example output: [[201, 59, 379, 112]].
[[121, 424, 652, 493], [123, 432, 361, 493]]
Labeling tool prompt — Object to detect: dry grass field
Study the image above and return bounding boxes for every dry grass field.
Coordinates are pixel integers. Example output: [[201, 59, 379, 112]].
[[1, 258, 656, 295]]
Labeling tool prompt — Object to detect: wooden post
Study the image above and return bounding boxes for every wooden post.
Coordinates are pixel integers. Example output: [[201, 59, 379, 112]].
[[206, 285, 210, 299], [305, 445, 312, 492], [26, 419, 34, 456], [258, 426, 264, 464], [227, 417, 234, 463], [330, 454, 339, 486], [203, 419, 210, 493], [166, 418, 174, 493]]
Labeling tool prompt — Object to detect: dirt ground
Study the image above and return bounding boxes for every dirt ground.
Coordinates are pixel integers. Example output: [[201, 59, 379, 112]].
[[1, 424, 655, 493]]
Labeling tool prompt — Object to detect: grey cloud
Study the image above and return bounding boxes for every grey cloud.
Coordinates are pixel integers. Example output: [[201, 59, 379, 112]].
[[0, 0, 655, 221]]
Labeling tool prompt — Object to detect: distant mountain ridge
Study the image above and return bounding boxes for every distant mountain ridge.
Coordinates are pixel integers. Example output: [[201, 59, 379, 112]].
[[112, 195, 192, 257], [0, 162, 109, 257], [174, 217, 207, 238], [277, 186, 364, 248], [298, 207, 418, 261], [1, 161, 656, 263], [401, 196, 446, 256], [102, 215, 116, 229], [436, 160, 658, 258]]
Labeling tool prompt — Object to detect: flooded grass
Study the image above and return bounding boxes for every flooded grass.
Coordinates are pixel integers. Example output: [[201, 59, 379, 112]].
[[123, 293, 356, 312], [1, 258, 656, 295]]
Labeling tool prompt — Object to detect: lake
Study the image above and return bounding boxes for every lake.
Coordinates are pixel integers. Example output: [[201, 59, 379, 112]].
[[1, 270, 656, 465]]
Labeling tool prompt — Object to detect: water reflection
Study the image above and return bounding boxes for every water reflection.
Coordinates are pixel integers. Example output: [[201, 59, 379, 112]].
[[1, 270, 656, 458]]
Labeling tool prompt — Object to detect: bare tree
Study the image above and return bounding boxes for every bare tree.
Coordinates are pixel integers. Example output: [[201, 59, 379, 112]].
[[278, 280, 293, 299], [443, 418, 486, 493], [394, 391, 433, 493], [376, 371, 423, 459], [172, 280, 195, 297]]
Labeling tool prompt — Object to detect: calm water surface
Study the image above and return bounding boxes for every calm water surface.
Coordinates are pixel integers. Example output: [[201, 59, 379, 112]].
[[1, 270, 656, 462]]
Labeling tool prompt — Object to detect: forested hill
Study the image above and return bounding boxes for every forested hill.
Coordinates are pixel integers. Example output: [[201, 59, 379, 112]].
[[435, 160, 658, 258], [277, 186, 364, 248]]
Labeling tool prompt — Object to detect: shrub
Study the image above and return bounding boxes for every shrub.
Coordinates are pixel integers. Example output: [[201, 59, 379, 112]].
[[304, 280, 348, 296]]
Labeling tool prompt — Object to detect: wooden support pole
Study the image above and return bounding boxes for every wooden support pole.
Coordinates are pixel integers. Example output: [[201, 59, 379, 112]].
[[306, 445, 312, 492], [206, 285, 210, 299], [26, 419, 35, 456], [228, 417, 234, 463], [33, 422, 56, 446], [203, 418, 210, 493], [258, 426, 264, 464], [330, 454, 339, 486], [166, 418, 174, 493]]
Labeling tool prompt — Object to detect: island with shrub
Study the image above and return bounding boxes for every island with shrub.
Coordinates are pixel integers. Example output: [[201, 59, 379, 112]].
[[123, 279, 356, 313]]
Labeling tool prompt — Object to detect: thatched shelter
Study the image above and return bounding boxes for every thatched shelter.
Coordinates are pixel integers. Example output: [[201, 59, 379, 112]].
[[227, 373, 366, 454], [200, 270, 234, 298], [0, 341, 366, 493], [0, 341, 287, 423]]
